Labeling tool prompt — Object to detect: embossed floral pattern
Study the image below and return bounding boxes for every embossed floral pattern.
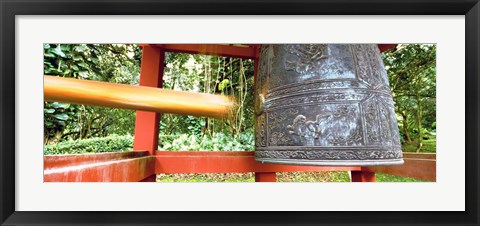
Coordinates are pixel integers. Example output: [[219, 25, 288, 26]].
[[284, 44, 328, 75]]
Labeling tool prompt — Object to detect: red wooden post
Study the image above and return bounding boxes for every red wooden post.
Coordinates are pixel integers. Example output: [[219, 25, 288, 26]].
[[139, 175, 157, 182], [133, 45, 164, 182], [351, 169, 376, 182], [133, 45, 164, 155], [255, 172, 277, 182]]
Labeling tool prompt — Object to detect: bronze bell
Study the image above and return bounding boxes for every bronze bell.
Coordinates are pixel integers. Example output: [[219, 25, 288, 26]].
[[254, 44, 403, 166]]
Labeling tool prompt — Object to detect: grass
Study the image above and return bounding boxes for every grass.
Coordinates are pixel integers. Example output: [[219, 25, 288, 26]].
[[157, 171, 427, 182], [157, 173, 255, 182], [376, 173, 426, 182], [276, 171, 351, 182], [402, 138, 436, 153]]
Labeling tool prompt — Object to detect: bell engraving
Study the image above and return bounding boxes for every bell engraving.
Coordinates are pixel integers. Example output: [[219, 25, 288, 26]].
[[255, 44, 403, 166]]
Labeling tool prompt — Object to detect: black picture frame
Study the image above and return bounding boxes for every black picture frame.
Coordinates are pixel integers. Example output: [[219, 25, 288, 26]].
[[1, 0, 479, 225]]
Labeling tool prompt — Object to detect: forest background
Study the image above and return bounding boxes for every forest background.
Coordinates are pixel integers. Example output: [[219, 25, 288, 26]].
[[43, 44, 436, 182]]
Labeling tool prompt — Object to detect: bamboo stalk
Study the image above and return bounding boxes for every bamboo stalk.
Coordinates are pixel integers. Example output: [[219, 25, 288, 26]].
[[44, 75, 233, 118]]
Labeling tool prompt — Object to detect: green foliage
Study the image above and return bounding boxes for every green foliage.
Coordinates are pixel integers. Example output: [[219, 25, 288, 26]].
[[43, 102, 78, 142], [44, 44, 99, 78], [44, 134, 133, 155], [161, 53, 255, 138], [382, 44, 436, 152], [44, 44, 140, 144], [402, 138, 436, 153], [159, 131, 254, 151], [45, 131, 254, 155], [44, 45, 255, 145]]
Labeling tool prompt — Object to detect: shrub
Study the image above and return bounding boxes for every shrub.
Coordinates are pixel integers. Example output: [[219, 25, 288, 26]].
[[159, 132, 254, 151], [44, 134, 133, 155], [44, 132, 255, 155]]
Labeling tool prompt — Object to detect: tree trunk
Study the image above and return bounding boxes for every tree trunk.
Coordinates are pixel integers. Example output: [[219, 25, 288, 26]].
[[47, 130, 64, 145], [415, 86, 423, 153], [400, 111, 413, 144]]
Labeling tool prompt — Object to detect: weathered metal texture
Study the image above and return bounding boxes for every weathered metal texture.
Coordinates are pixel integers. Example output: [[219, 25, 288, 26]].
[[252, 44, 273, 182], [155, 151, 360, 174], [255, 44, 403, 166], [44, 151, 155, 182]]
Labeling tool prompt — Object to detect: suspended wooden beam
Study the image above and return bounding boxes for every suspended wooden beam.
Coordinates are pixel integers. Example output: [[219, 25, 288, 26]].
[[44, 75, 234, 118], [150, 44, 257, 59]]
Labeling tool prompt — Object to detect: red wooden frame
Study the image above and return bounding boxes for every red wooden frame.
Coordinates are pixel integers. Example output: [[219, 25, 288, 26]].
[[43, 43, 436, 183], [44, 151, 436, 182]]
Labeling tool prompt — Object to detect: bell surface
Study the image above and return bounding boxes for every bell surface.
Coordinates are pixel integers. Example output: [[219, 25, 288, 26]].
[[254, 44, 403, 166]]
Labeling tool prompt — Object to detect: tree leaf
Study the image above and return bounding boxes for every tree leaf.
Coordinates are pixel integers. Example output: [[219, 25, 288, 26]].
[[44, 109, 55, 114], [52, 46, 66, 57], [78, 71, 89, 78], [78, 62, 89, 69], [60, 45, 71, 51], [52, 113, 69, 121], [44, 52, 55, 58], [74, 45, 88, 52], [51, 102, 70, 109], [218, 79, 230, 91]]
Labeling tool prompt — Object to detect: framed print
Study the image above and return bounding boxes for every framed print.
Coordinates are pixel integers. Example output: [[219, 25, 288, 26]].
[[1, 0, 479, 225]]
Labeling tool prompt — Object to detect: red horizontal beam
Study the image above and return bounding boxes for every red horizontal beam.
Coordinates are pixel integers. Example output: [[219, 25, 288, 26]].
[[150, 44, 393, 57], [365, 158, 436, 181], [44, 151, 149, 170], [44, 152, 155, 182], [149, 44, 257, 59], [402, 152, 436, 160], [155, 151, 360, 174]]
